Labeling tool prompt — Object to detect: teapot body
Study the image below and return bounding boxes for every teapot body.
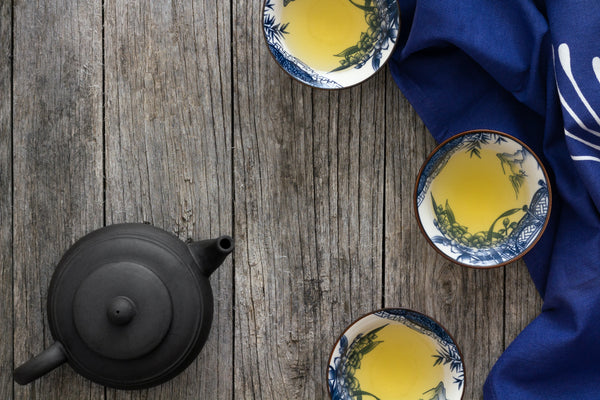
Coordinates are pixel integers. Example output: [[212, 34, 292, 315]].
[[14, 223, 234, 389]]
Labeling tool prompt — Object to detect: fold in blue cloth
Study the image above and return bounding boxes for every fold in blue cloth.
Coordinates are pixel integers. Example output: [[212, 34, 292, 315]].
[[390, 1, 600, 398]]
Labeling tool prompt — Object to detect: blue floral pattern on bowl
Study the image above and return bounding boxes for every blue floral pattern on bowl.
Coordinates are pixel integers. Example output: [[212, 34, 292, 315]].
[[328, 309, 464, 400], [263, 0, 400, 89], [415, 130, 551, 268]]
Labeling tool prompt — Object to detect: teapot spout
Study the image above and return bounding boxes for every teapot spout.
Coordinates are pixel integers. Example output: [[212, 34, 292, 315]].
[[188, 235, 234, 276]]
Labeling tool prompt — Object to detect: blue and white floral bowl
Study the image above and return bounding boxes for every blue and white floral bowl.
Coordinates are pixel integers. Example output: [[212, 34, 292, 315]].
[[262, 0, 400, 89], [328, 309, 464, 400], [415, 130, 551, 268]]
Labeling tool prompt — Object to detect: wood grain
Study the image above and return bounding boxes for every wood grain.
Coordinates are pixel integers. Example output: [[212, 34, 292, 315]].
[[12, 0, 104, 399], [233, 1, 387, 397], [0, 1, 12, 398], [104, 0, 233, 398], [384, 80, 506, 400], [505, 260, 542, 346]]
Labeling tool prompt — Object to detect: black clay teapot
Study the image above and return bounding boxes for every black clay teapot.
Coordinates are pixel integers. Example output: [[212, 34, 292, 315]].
[[14, 223, 234, 389]]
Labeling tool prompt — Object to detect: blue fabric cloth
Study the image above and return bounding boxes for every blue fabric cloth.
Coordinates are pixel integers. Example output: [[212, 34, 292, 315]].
[[389, 1, 600, 398]]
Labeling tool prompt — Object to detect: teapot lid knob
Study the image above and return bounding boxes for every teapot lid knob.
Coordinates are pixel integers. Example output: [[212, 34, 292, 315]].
[[106, 296, 137, 326]]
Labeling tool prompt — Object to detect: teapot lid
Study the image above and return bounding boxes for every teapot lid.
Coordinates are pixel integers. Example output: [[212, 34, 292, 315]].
[[45, 223, 220, 389]]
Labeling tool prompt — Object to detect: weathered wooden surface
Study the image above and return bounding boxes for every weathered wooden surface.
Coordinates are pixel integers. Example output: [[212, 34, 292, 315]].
[[3, 0, 543, 399], [0, 1, 12, 399], [233, 10, 387, 391], [12, 0, 104, 400], [104, 0, 233, 398]]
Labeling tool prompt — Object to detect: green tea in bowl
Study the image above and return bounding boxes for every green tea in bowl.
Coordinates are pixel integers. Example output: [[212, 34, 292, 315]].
[[328, 309, 464, 399], [281, 0, 370, 72], [415, 129, 551, 268], [262, 0, 400, 89]]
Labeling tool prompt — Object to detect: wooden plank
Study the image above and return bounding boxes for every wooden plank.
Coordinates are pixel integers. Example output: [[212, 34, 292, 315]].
[[0, 1, 12, 398], [504, 260, 542, 347], [383, 82, 506, 400], [12, 0, 104, 398], [104, 0, 233, 398], [233, 1, 387, 395]]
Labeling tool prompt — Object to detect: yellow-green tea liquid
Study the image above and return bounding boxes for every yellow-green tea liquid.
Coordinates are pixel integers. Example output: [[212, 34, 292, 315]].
[[430, 148, 530, 233], [353, 324, 445, 399], [281, 0, 368, 71]]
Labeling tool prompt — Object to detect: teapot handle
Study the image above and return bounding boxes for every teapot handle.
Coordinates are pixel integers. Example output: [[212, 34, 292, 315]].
[[14, 342, 67, 385]]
